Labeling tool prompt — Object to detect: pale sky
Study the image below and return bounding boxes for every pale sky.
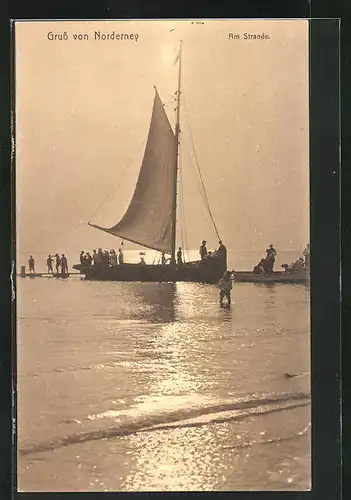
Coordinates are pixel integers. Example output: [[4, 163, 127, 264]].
[[15, 19, 309, 262]]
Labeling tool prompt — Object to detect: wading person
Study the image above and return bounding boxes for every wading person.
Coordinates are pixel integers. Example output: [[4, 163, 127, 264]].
[[218, 270, 232, 307], [28, 255, 35, 274], [46, 255, 54, 274]]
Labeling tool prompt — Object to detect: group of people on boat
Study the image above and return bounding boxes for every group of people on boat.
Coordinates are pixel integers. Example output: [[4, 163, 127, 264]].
[[282, 244, 310, 273], [199, 240, 227, 264], [252, 243, 310, 275], [252, 244, 277, 274], [79, 248, 124, 267]]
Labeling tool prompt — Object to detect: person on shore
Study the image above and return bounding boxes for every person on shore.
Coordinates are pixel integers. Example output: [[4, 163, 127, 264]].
[[61, 254, 68, 276], [177, 247, 183, 265], [139, 255, 146, 265], [28, 255, 35, 274], [218, 270, 233, 307], [46, 255, 54, 274], [118, 248, 124, 265], [54, 253, 61, 274], [199, 240, 208, 260]]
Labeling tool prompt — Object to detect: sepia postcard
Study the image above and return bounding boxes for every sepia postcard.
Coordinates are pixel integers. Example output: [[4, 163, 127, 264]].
[[15, 19, 311, 492]]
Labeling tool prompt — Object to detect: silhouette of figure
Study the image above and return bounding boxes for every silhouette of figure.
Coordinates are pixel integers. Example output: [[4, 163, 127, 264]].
[[218, 270, 232, 306], [118, 248, 124, 265], [28, 255, 35, 274], [47, 255, 54, 274], [80, 251, 85, 265], [54, 253, 61, 274], [199, 240, 208, 260], [177, 247, 183, 265], [61, 254, 68, 276]]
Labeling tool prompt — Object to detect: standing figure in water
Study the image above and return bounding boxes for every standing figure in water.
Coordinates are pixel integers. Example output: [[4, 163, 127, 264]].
[[46, 255, 54, 274], [218, 270, 232, 307], [28, 255, 35, 274]]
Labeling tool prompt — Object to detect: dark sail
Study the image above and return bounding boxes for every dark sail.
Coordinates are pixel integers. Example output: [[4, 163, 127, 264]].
[[91, 88, 177, 253]]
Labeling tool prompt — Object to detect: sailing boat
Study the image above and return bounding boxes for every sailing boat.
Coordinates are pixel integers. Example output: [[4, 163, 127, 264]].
[[73, 41, 227, 283]]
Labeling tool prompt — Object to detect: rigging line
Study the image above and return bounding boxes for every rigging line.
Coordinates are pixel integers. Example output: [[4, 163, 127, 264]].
[[181, 86, 221, 241], [88, 135, 147, 224]]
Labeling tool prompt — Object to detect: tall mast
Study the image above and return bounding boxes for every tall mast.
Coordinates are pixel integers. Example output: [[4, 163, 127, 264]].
[[171, 40, 183, 264]]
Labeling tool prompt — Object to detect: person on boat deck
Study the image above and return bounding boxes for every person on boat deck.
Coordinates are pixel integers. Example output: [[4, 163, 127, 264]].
[[92, 250, 98, 265], [218, 271, 232, 306], [177, 247, 183, 265], [216, 241, 227, 265], [61, 254, 68, 276], [199, 240, 208, 260], [28, 255, 35, 274], [102, 250, 109, 266], [161, 251, 167, 265], [46, 255, 54, 274], [118, 248, 124, 265], [292, 257, 305, 271], [97, 248, 103, 265], [54, 253, 61, 274], [85, 252, 93, 266], [110, 249, 118, 267], [303, 244, 310, 267], [265, 244, 277, 273], [253, 259, 265, 274], [80, 251, 85, 265]]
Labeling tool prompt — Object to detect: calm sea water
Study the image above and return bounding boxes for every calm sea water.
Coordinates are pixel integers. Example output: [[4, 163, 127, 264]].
[[16, 251, 311, 492]]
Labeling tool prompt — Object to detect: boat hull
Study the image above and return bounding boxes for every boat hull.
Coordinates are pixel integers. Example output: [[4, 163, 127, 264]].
[[73, 259, 226, 284], [233, 270, 309, 284]]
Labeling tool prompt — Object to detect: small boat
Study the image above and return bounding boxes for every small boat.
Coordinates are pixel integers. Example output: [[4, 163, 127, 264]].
[[233, 269, 309, 284], [74, 41, 226, 284]]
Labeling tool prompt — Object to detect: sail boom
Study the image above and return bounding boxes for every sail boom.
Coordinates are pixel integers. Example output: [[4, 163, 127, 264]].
[[88, 222, 172, 254]]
